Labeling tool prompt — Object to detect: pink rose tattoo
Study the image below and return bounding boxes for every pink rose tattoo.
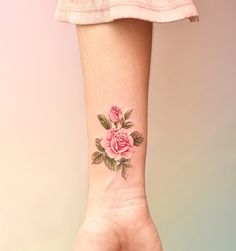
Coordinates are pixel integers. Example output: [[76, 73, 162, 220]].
[[108, 105, 123, 123], [101, 128, 135, 160], [91, 106, 144, 179]]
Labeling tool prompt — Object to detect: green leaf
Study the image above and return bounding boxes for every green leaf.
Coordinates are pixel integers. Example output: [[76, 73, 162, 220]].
[[97, 114, 112, 130], [122, 162, 132, 169], [124, 109, 133, 120], [120, 117, 125, 125], [119, 158, 132, 167], [120, 158, 130, 163], [116, 163, 122, 171], [130, 131, 144, 146], [122, 121, 134, 129], [121, 167, 127, 180], [117, 159, 132, 178], [103, 154, 116, 171], [91, 151, 104, 164], [95, 138, 105, 152]]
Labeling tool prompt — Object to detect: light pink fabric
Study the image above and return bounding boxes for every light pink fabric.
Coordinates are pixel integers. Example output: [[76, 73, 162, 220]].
[[54, 0, 199, 25]]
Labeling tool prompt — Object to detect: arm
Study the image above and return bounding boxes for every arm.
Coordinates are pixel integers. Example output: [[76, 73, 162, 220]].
[[75, 18, 162, 251]]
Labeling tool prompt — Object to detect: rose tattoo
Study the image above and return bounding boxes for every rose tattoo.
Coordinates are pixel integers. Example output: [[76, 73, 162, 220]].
[[91, 105, 144, 179]]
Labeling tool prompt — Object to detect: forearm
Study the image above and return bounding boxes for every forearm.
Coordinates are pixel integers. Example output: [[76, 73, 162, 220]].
[[75, 18, 163, 251], [76, 18, 153, 218]]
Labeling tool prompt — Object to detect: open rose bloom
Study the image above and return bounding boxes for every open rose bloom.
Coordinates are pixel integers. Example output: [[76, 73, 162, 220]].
[[101, 128, 135, 160]]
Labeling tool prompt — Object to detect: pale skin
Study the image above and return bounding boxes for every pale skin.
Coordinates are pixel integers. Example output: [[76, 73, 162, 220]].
[[75, 16, 199, 251]]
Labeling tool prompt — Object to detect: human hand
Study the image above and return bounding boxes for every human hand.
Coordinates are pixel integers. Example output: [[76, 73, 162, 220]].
[[74, 194, 163, 251]]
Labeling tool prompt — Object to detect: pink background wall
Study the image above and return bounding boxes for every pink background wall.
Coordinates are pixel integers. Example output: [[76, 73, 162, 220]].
[[0, 1, 235, 250]]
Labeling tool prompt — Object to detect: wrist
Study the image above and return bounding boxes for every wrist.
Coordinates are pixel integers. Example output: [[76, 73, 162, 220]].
[[85, 166, 150, 222]]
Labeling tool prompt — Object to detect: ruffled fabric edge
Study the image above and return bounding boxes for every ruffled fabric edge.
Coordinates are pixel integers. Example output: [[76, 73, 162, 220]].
[[54, 2, 199, 25]]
